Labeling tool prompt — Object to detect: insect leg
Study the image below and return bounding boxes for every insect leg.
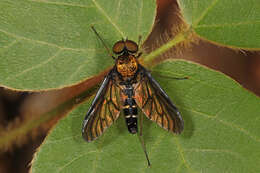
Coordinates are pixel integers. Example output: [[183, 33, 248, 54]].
[[137, 113, 151, 167], [140, 111, 144, 136]]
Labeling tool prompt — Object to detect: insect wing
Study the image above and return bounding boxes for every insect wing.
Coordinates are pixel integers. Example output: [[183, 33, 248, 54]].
[[82, 71, 121, 142], [135, 66, 184, 134]]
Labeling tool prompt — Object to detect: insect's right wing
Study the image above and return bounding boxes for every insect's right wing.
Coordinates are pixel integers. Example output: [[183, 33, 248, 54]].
[[82, 70, 121, 142], [135, 65, 184, 134]]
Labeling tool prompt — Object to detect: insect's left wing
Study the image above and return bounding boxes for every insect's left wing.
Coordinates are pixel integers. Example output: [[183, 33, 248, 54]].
[[82, 70, 121, 142], [135, 66, 184, 134]]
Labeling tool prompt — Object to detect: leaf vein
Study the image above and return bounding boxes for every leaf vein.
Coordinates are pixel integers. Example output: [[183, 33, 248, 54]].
[[174, 137, 199, 173], [114, 0, 122, 22], [216, 118, 260, 143], [152, 69, 237, 91], [45, 134, 81, 144], [137, 0, 143, 35], [196, 21, 260, 28], [6, 49, 62, 81], [183, 106, 260, 143], [0, 39, 20, 51], [29, 0, 95, 8], [57, 150, 98, 172], [91, 0, 125, 38], [65, 59, 90, 83], [193, 0, 219, 26], [184, 148, 243, 160], [0, 28, 93, 52]]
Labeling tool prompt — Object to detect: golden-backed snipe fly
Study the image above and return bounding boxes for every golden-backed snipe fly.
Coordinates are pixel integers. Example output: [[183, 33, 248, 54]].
[[82, 26, 184, 166]]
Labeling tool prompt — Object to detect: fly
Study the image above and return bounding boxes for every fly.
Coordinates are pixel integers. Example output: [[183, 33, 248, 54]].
[[82, 26, 184, 167]]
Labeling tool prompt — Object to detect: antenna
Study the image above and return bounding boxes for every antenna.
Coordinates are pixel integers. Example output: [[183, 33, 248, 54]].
[[138, 35, 142, 47], [138, 113, 151, 167], [136, 35, 142, 59], [91, 26, 115, 59]]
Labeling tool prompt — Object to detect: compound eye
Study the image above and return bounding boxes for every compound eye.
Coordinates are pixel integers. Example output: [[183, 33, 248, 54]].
[[125, 40, 138, 53], [113, 40, 125, 54]]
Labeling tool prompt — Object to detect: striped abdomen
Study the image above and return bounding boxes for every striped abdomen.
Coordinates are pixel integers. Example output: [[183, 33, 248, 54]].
[[123, 88, 138, 134]]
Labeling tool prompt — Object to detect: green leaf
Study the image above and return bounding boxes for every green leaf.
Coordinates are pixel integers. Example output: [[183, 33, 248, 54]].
[[178, 0, 260, 49], [0, 0, 156, 90], [32, 60, 260, 173]]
